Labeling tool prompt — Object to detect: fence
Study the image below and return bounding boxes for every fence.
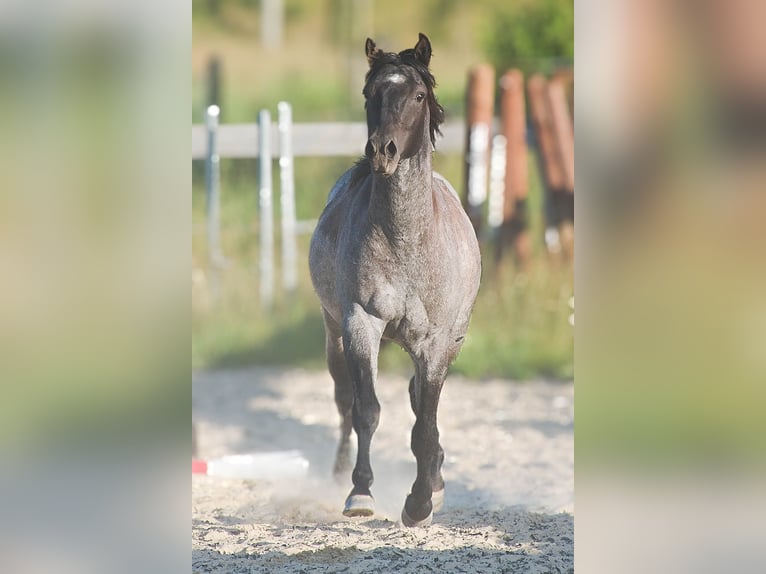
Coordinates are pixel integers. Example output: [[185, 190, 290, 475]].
[[194, 67, 573, 308], [463, 67, 574, 265]]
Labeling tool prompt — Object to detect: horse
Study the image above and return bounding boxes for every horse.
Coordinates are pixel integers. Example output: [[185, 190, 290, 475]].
[[309, 33, 481, 527]]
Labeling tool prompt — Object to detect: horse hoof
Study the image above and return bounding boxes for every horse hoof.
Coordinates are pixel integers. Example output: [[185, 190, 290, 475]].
[[431, 488, 445, 513], [343, 494, 375, 517], [401, 505, 433, 528]]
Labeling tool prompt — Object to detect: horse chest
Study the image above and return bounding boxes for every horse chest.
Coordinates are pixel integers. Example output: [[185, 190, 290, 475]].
[[357, 249, 447, 341], [366, 286, 431, 345], [397, 295, 433, 343]]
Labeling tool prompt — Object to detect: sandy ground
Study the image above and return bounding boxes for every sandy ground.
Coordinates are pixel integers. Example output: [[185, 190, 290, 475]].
[[192, 367, 573, 573]]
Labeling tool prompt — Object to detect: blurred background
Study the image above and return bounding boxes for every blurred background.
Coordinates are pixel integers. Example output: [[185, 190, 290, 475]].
[[576, 0, 766, 572], [0, 2, 189, 572], [191, 0, 575, 380]]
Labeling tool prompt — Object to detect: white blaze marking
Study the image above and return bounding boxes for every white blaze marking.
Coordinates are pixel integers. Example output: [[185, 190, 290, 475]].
[[384, 73, 406, 84]]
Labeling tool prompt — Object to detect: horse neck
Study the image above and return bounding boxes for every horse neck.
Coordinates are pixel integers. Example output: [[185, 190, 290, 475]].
[[368, 147, 433, 247]]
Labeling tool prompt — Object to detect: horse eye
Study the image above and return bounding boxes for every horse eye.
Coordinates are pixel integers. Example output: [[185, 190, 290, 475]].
[[416, 93, 425, 102]]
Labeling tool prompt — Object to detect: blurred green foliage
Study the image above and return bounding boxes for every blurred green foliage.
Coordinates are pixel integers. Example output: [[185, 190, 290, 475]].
[[483, 0, 574, 76]]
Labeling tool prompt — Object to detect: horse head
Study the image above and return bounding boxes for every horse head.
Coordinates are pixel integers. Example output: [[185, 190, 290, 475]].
[[362, 33, 445, 176]]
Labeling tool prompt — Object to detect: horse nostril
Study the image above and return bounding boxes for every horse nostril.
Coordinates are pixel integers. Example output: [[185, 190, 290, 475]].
[[365, 140, 376, 159], [385, 140, 397, 158]]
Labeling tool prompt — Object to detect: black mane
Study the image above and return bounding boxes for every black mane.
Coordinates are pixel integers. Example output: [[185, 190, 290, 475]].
[[364, 50, 445, 147]]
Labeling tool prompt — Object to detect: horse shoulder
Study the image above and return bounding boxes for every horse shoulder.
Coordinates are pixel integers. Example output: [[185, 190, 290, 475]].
[[310, 164, 372, 313], [432, 172, 460, 202], [315, 164, 370, 241], [431, 173, 479, 248], [429, 173, 481, 305]]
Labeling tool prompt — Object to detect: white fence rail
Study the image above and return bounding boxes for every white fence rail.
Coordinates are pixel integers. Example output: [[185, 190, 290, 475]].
[[192, 121, 467, 159]]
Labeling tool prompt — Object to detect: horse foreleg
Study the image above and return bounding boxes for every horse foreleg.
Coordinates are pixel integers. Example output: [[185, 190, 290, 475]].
[[402, 362, 447, 527], [341, 305, 385, 517]]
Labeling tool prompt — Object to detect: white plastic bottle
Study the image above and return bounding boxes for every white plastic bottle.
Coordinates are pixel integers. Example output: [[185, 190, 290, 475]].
[[195, 450, 310, 480]]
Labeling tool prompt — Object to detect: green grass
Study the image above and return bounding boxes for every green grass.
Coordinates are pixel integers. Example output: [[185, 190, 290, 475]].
[[452, 259, 573, 379]]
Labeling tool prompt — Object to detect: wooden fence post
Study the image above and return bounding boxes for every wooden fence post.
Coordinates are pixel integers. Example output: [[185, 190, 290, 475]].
[[548, 78, 574, 194], [547, 75, 575, 259], [499, 69, 530, 265], [528, 74, 565, 256], [463, 64, 495, 234]]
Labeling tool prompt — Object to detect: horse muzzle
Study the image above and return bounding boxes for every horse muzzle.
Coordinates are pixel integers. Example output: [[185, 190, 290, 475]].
[[365, 137, 400, 176]]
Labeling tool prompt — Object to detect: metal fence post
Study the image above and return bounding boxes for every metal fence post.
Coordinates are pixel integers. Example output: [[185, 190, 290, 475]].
[[205, 104, 222, 300], [206, 105, 222, 259], [206, 56, 222, 120], [278, 102, 298, 294], [258, 109, 274, 310]]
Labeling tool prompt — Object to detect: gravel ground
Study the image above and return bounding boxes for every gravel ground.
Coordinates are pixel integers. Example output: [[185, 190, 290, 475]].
[[192, 367, 573, 573]]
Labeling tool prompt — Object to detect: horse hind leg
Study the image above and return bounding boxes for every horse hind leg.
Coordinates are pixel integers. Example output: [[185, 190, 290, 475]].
[[323, 311, 353, 482], [408, 375, 445, 515]]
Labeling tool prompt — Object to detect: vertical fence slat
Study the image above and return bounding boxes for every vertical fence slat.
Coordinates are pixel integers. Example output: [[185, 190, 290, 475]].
[[205, 104, 222, 302], [487, 134, 506, 230], [528, 75, 566, 255], [206, 104, 223, 259], [278, 101, 298, 294], [206, 105, 222, 261], [547, 77, 575, 194], [463, 64, 495, 234], [258, 109, 274, 310], [528, 75, 565, 193], [546, 76, 575, 259], [206, 56, 222, 120], [501, 70, 529, 216], [500, 69, 530, 264]]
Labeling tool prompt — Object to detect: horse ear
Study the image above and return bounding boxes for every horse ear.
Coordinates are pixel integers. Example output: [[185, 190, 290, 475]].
[[414, 33, 432, 67], [365, 38, 380, 66]]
